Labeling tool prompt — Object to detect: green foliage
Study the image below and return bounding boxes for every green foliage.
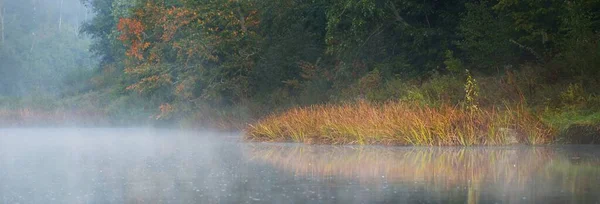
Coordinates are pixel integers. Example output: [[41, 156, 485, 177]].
[[493, 0, 564, 52], [543, 109, 600, 131], [443, 50, 463, 73], [458, 1, 518, 70], [396, 74, 464, 107], [43, 0, 600, 130], [81, 0, 127, 65], [325, 0, 469, 77], [0, 0, 96, 96], [560, 84, 587, 108], [554, 1, 600, 78], [464, 70, 480, 112], [365, 78, 408, 102], [354, 73, 464, 106]]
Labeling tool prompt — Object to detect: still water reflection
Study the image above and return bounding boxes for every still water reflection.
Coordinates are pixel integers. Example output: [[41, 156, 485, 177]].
[[0, 128, 599, 203]]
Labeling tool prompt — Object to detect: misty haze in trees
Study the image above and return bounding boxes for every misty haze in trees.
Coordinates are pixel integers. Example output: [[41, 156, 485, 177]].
[[78, 0, 599, 122], [0, 0, 95, 96], [1, 0, 599, 125]]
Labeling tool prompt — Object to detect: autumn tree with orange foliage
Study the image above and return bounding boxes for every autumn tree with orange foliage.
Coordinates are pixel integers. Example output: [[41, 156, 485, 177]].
[[77, 0, 600, 131], [115, 0, 262, 119]]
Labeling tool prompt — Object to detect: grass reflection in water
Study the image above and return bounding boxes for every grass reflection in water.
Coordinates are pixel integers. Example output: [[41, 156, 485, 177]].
[[246, 144, 600, 203]]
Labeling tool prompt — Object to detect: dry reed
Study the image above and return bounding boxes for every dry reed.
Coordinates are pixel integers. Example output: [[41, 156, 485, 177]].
[[246, 101, 554, 145]]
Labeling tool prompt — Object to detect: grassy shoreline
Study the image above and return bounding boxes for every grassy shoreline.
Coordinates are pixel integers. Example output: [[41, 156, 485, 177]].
[[245, 101, 554, 146], [244, 68, 600, 146], [1, 69, 598, 145]]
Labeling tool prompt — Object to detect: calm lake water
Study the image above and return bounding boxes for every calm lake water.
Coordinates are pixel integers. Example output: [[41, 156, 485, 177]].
[[0, 128, 599, 204]]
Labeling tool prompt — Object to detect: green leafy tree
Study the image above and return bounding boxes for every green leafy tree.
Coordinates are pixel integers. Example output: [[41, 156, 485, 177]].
[[0, 0, 95, 96], [457, 1, 519, 71], [325, 0, 468, 78]]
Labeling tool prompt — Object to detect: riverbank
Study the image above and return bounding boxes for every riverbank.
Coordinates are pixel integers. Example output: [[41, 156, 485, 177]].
[[2, 69, 599, 145], [0, 108, 108, 127], [245, 101, 556, 145], [245, 69, 600, 146]]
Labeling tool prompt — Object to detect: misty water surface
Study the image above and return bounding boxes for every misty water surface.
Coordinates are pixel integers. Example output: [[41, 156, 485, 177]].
[[0, 128, 599, 203]]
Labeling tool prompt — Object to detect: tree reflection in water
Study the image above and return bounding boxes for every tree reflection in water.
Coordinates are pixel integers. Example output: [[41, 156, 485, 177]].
[[245, 144, 600, 203], [0, 130, 598, 203]]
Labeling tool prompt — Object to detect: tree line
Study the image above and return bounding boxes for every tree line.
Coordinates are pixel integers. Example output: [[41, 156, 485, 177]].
[[0, 0, 95, 96], [80, 0, 600, 120]]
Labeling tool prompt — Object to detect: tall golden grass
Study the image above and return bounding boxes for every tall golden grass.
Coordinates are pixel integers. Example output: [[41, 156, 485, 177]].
[[245, 101, 554, 145]]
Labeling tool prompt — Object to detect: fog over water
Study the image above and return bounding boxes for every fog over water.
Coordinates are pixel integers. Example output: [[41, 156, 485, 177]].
[[1, 0, 599, 203], [0, 128, 599, 203]]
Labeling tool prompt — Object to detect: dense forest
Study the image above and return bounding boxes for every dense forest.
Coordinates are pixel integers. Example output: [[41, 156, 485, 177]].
[[1, 0, 600, 138], [0, 0, 95, 96]]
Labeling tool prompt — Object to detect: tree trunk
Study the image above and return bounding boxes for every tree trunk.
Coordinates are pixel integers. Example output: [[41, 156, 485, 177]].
[[388, 2, 411, 28], [236, 3, 247, 33], [58, 0, 63, 31], [0, 1, 4, 45], [30, 33, 36, 52], [1, 9, 4, 45], [30, 0, 37, 52], [84, 4, 88, 22]]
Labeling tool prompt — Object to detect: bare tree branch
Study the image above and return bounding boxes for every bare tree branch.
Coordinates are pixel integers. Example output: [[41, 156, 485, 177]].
[[236, 1, 247, 33], [388, 2, 411, 28], [58, 0, 64, 31], [0, 8, 4, 45], [0, 0, 4, 45], [509, 39, 544, 63]]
